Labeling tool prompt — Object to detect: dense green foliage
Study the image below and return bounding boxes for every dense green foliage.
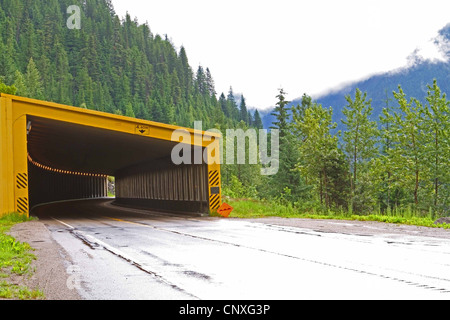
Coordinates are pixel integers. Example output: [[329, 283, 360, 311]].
[[0, 0, 260, 130], [261, 81, 449, 217], [0, 213, 43, 300]]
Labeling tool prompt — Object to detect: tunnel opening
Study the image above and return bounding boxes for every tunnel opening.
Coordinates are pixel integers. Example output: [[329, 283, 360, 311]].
[[25, 115, 211, 215]]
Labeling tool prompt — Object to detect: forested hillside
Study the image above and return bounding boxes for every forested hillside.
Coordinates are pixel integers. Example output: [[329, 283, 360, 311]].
[[0, 0, 263, 130]]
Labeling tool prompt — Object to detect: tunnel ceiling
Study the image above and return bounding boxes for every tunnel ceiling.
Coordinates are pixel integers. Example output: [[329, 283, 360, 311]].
[[27, 116, 179, 176]]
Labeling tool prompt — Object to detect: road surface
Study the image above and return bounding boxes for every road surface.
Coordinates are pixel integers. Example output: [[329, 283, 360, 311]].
[[32, 199, 450, 300]]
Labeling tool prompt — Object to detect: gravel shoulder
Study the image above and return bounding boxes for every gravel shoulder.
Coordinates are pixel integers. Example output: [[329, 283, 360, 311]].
[[8, 220, 81, 300]]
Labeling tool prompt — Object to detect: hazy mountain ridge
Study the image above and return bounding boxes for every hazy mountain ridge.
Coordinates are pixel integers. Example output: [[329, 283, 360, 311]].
[[262, 23, 450, 129]]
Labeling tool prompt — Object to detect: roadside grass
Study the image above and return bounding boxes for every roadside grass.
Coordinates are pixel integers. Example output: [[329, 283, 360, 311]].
[[225, 198, 450, 230], [0, 213, 44, 300], [0, 280, 44, 300]]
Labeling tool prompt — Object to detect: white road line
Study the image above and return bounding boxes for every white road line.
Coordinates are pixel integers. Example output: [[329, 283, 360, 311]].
[[51, 216, 197, 298], [51, 217, 75, 230]]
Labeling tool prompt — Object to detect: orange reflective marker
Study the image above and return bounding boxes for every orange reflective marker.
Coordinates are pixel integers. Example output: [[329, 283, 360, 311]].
[[217, 203, 234, 217]]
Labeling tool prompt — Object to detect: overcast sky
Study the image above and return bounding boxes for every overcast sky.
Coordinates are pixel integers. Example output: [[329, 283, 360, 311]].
[[111, 0, 450, 110]]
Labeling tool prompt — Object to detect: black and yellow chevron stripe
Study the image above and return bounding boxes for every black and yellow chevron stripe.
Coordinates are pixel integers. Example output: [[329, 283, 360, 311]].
[[209, 170, 221, 210]]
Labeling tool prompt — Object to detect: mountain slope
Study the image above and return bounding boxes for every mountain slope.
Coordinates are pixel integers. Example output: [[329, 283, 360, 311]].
[[262, 23, 450, 129], [0, 0, 250, 130], [317, 60, 450, 125]]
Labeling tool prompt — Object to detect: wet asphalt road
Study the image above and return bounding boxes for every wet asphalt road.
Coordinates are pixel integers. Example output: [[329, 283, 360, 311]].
[[33, 199, 450, 300]]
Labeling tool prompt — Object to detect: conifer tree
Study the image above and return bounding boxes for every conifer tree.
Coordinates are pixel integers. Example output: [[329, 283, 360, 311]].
[[377, 90, 397, 210], [125, 102, 135, 118], [219, 93, 228, 117], [227, 87, 239, 121], [391, 86, 427, 206], [22, 57, 44, 100], [253, 109, 263, 129], [293, 102, 347, 209], [268, 89, 306, 202], [206, 67, 216, 97], [423, 80, 449, 211], [240, 95, 249, 124], [270, 88, 290, 137], [341, 88, 378, 213]]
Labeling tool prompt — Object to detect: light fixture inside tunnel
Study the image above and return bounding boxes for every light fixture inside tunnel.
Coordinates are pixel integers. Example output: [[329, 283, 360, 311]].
[[27, 121, 32, 135], [27, 153, 108, 178]]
